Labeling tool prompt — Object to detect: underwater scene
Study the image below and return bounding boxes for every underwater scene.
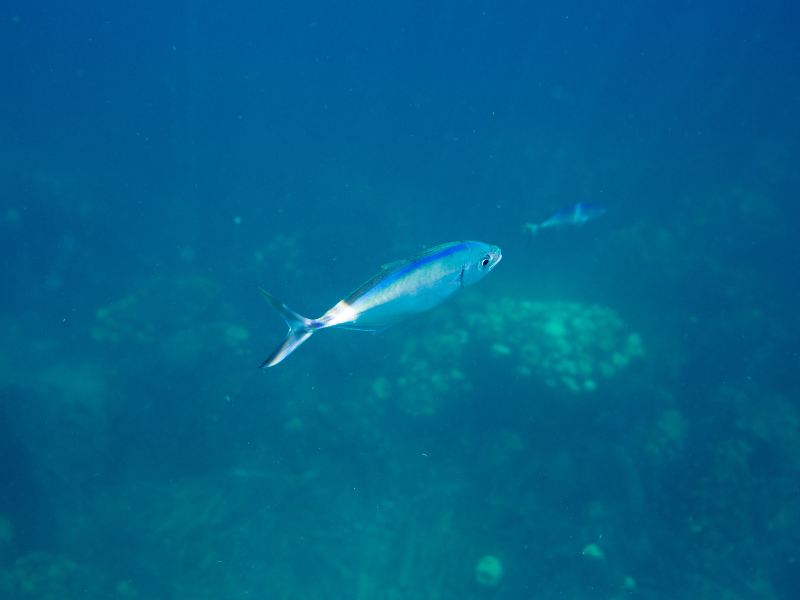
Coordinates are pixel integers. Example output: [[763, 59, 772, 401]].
[[1, 1, 799, 599]]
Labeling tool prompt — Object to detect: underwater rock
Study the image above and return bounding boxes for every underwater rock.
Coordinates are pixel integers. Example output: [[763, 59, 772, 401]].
[[474, 554, 504, 587], [646, 407, 688, 463], [489, 342, 512, 357], [0, 515, 12, 559], [91, 275, 256, 369], [35, 362, 107, 408], [91, 276, 222, 347], [223, 323, 250, 347], [2, 370, 110, 517], [581, 543, 605, 560], [251, 232, 304, 276], [3, 207, 22, 226], [0, 552, 139, 599]]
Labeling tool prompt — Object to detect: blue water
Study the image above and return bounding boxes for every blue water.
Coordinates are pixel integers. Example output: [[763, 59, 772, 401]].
[[2, 1, 799, 598]]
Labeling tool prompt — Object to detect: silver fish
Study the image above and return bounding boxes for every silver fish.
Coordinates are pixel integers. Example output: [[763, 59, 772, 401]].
[[259, 240, 502, 367], [524, 202, 606, 236]]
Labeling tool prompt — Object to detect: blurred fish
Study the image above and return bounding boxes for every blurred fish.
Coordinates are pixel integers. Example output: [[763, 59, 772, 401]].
[[524, 203, 606, 236], [259, 240, 503, 367]]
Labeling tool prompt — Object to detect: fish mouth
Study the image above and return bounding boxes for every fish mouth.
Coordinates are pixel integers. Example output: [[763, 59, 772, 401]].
[[489, 247, 503, 270]]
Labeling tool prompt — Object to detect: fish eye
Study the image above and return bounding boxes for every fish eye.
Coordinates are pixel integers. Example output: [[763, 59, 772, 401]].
[[481, 256, 490, 267]]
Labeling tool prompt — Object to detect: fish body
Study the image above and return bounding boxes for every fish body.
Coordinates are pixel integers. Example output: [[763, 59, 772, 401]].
[[525, 202, 606, 235], [260, 240, 502, 367]]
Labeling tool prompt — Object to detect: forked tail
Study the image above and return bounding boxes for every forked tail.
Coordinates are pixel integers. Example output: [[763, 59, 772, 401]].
[[258, 287, 318, 368]]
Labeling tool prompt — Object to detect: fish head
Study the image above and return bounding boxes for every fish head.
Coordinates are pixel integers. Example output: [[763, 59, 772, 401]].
[[460, 241, 502, 286], [576, 202, 607, 223]]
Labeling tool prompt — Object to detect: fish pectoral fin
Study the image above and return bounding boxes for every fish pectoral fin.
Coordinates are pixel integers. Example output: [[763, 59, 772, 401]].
[[335, 324, 381, 332]]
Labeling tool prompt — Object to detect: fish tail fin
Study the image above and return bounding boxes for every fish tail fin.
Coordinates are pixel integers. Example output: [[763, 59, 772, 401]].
[[258, 287, 318, 368], [524, 223, 540, 236]]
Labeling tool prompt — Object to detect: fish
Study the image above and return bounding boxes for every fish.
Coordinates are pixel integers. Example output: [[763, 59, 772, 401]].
[[524, 202, 606, 236], [259, 240, 502, 367]]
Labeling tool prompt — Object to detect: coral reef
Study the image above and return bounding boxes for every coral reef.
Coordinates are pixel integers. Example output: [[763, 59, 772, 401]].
[[3, 176, 797, 600], [0, 552, 139, 599], [369, 297, 645, 418], [372, 326, 472, 417], [251, 233, 305, 277], [468, 298, 644, 393], [90, 275, 255, 387], [474, 554, 503, 586]]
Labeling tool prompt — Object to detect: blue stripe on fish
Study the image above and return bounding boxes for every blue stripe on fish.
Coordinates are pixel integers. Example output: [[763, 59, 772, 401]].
[[346, 241, 469, 305]]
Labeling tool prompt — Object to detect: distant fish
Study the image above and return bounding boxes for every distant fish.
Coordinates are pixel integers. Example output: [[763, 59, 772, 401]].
[[524, 203, 606, 236], [259, 240, 503, 367]]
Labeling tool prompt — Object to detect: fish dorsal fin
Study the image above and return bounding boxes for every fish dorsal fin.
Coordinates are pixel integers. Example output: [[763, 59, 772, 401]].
[[380, 259, 407, 270]]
